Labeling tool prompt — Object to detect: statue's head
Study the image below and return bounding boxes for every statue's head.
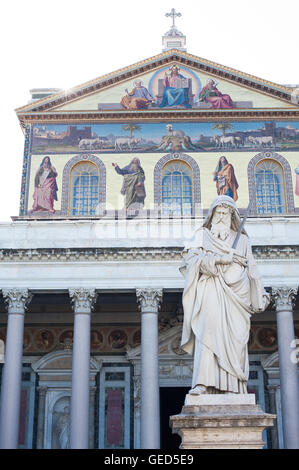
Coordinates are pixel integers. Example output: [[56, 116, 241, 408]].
[[203, 196, 247, 238], [212, 204, 232, 224], [210, 204, 233, 240]]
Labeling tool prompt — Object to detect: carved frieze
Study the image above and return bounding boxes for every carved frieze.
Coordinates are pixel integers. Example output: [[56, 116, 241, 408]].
[[0, 325, 142, 355], [0, 322, 297, 355], [0, 246, 299, 263]]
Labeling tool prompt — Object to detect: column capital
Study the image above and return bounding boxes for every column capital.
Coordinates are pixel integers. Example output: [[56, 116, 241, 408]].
[[271, 287, 298, 312], [136, 288, 163, 314], [69, 288, 97, 314], [2, 289, 32, 314]]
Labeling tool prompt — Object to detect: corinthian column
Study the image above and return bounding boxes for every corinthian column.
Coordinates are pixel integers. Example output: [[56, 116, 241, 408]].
[[0, 289, 32, 449], [272, 287, 299, 449], [69, 288, 97, 449], [136, 288, 163, 449]]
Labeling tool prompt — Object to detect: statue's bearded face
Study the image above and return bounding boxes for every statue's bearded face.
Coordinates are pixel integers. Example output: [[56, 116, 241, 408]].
[[211, 205, 232, 240]]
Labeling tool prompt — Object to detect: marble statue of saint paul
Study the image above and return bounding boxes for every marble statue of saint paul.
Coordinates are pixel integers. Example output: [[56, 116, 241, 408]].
[[180, 195, 270, 395]]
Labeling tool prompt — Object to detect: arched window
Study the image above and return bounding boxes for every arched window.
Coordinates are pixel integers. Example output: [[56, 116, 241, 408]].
[[161, 160, 193, 215], [154, 153, 200, 216], [254, 159, 286, 214], [248, 152, 294, 215], [70, 162, 100, 216]]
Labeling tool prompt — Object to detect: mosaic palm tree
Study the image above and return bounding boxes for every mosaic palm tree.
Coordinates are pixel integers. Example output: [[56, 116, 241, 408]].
[[212, 122, 234, 136], [121, 124, 141, 139]]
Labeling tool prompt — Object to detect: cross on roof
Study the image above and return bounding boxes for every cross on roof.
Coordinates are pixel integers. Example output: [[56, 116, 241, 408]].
[[165, 8, 182, 29]]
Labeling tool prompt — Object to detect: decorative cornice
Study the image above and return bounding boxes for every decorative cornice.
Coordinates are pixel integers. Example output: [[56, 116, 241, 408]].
[[17, 109, 299, 128], [271, 287, 298, 311], [253, 246, 299, 259], [0, 247, 180, 262], [69, 288, 97, 314], [16, 50, 294, 117], [2, 289, 32, 314], [136, 288, 163, 313], [0, 246, 299, 263]]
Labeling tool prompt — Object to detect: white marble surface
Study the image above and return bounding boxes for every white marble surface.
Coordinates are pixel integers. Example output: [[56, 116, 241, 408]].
[[0, 216, 298, 249], [0, 218, 298, 291], [184, 393, 256, 406]]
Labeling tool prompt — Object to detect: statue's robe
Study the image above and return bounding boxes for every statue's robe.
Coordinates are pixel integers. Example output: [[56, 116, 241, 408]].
[[180, 227, 269, 393]]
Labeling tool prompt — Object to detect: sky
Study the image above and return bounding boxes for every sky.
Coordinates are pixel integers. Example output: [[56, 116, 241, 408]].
[[0, 0, 298, 221]]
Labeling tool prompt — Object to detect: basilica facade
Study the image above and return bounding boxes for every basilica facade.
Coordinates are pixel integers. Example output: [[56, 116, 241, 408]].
[[0, 21, 299, 449]]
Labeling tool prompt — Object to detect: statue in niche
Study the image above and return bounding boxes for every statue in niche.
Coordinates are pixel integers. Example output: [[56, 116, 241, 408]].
[[180, 195, 270, 395], [51, 396, 71, 449], [53, 404, 70, 449]]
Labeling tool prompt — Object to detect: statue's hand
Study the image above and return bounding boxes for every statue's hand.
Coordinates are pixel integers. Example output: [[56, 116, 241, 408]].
[[217, 251, 234, 265]]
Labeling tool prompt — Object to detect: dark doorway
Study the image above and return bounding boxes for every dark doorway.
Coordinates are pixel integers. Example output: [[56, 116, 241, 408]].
[[160, 387, 190, 449]]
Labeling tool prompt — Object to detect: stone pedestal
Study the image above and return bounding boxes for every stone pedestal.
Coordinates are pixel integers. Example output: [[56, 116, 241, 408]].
[[170, 394, 276, 449]]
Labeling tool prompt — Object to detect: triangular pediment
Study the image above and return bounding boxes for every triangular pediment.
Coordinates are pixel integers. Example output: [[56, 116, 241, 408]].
[[16, 50, 297, 118]]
